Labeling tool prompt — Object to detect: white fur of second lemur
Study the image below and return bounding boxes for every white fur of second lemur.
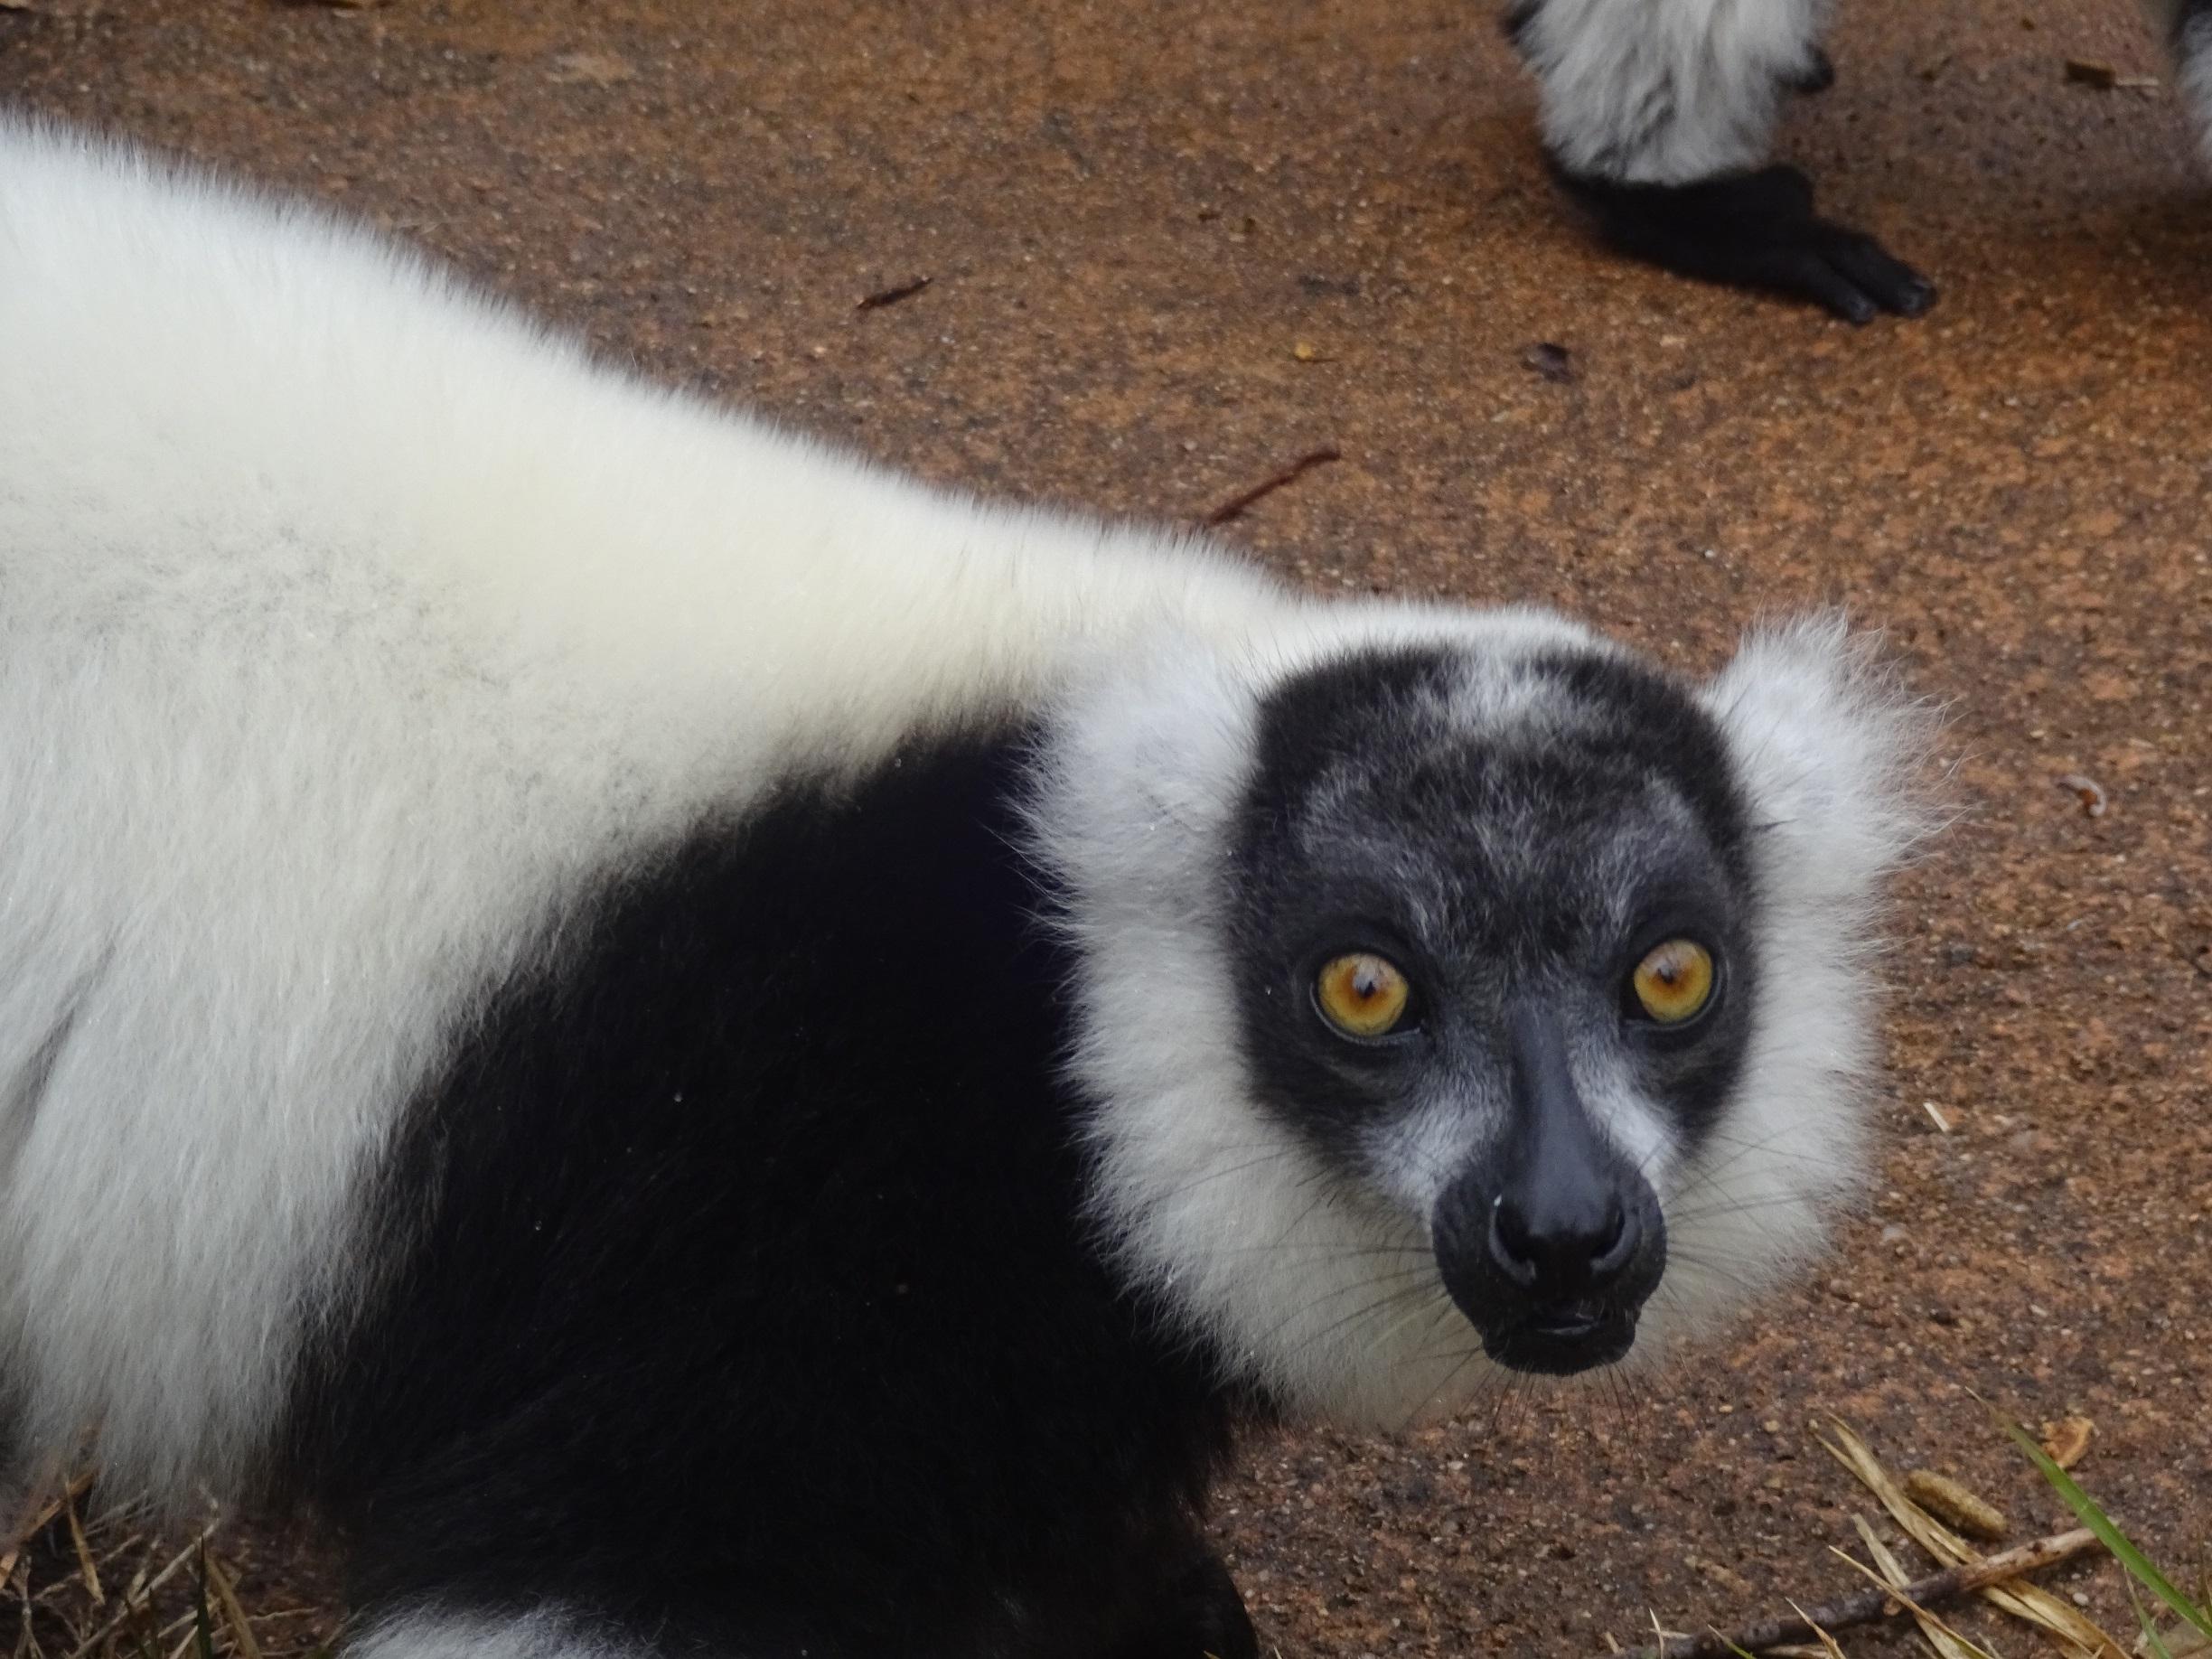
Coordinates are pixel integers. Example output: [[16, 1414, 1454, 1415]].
[[1530, 0, 2212, 183], [2093, 0, 2212, 161], [2176, 8, 2212, 161], [1520, 0, 1833, 183]]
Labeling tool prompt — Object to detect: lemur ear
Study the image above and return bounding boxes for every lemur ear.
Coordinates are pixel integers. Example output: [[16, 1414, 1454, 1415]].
[[1701, 615, 1940, 909], [1027, 633, 1262, 937]]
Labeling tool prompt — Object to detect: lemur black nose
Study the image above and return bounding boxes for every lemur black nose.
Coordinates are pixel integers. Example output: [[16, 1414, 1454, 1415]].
[[1427, 1001, 1668, 1375], [1488, 1191, 1639, 1301]]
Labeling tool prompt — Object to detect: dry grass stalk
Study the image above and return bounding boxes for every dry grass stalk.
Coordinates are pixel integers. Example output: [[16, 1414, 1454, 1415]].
[[1786, 1602, 1850, 1657], [59, 1492, 100, 1610], [4, 1459, 339, 1659], [0, 1468, 97, 1586], [1844, 1515, 2000, 1659], [61, 1520, 219, 1659], [199, 1551, 264, 1659], [1820, 1420, 2123, 1658], [1601, 1526, 2104, 1658]]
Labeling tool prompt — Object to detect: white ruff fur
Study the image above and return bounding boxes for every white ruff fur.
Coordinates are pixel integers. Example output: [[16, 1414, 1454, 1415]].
[[1522, 0, 1832, 183], [1657, 619, 1936, 1343], [350, 1609, 643, 1659]]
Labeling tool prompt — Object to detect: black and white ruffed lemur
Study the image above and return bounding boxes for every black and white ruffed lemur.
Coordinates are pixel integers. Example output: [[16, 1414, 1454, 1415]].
[[0, 121, 1931, 1659]]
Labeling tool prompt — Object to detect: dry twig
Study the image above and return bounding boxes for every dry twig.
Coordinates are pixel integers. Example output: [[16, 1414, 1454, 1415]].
[[61, 1520, 218, 1659], [855, 276, 932, 312], [1841, 1517, 1999, 1659], [201, 1548, 264, 1659], [59, 1489, 99, 1608], [0, 1470, 96, 1584], [1598, 1526, 2100, 1659], [1821, 1420, 2124, 1655], [1200, 447, 1342, 527]]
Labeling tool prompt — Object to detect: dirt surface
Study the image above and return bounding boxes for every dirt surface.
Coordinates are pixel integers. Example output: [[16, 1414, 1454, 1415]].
[[3, 1, 2207, 1654]]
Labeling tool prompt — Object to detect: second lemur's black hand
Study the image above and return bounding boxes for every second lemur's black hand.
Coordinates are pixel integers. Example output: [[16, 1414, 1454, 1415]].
[[1551, 160, 1935, 324]]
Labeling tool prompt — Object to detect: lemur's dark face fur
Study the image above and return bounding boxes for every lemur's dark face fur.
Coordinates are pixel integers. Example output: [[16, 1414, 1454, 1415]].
[[1227, 648, 1761, 1375]]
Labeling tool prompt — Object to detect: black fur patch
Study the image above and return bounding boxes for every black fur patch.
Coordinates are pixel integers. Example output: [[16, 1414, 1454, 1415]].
[[286, 726, 1246, 1657]]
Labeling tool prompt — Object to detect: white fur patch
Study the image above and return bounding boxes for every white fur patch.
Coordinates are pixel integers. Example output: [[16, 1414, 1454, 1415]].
[[1645, 617, 1937, 1349], [2179, 12, 2212, 164], [1521, 0, 1832, 183], [0, 122, 1291, 1500], [2136, 0, 2212, 161], [349, 1607, 647, 1659]]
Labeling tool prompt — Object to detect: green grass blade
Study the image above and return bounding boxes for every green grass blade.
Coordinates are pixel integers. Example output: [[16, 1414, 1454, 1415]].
[[192, 1547, 216, 1659], [2131, 1578, 2178, 1659], [2004, 1420, 2212, 1642]]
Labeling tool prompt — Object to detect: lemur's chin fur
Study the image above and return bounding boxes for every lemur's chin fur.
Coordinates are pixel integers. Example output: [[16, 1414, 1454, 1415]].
[[0, 120, 1931, 1659]]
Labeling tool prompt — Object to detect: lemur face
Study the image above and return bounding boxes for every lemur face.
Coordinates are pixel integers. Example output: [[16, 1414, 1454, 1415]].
[[1226, 647, 1761, 1376], [1045, 612, 1920, 1427]]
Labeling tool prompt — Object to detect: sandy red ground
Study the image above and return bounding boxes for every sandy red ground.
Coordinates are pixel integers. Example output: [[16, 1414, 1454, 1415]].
[[2, 1, 2206, 1654]]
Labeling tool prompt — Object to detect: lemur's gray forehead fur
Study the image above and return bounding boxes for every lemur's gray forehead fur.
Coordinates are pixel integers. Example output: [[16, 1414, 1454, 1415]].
[[1231, 643, 1757, 979]]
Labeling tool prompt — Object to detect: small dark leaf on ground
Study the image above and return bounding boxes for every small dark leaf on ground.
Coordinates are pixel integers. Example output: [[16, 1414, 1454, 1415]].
[[1522, 342, 1575, 382]]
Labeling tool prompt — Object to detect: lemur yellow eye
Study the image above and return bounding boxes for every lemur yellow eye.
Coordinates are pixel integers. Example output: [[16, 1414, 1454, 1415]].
[[1315, 953, 1411, 1039], [1631, 939, 1715, 1025]]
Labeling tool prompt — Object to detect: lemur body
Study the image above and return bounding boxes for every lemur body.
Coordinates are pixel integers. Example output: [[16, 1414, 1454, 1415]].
[[0, 124, 1925, 1658]]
